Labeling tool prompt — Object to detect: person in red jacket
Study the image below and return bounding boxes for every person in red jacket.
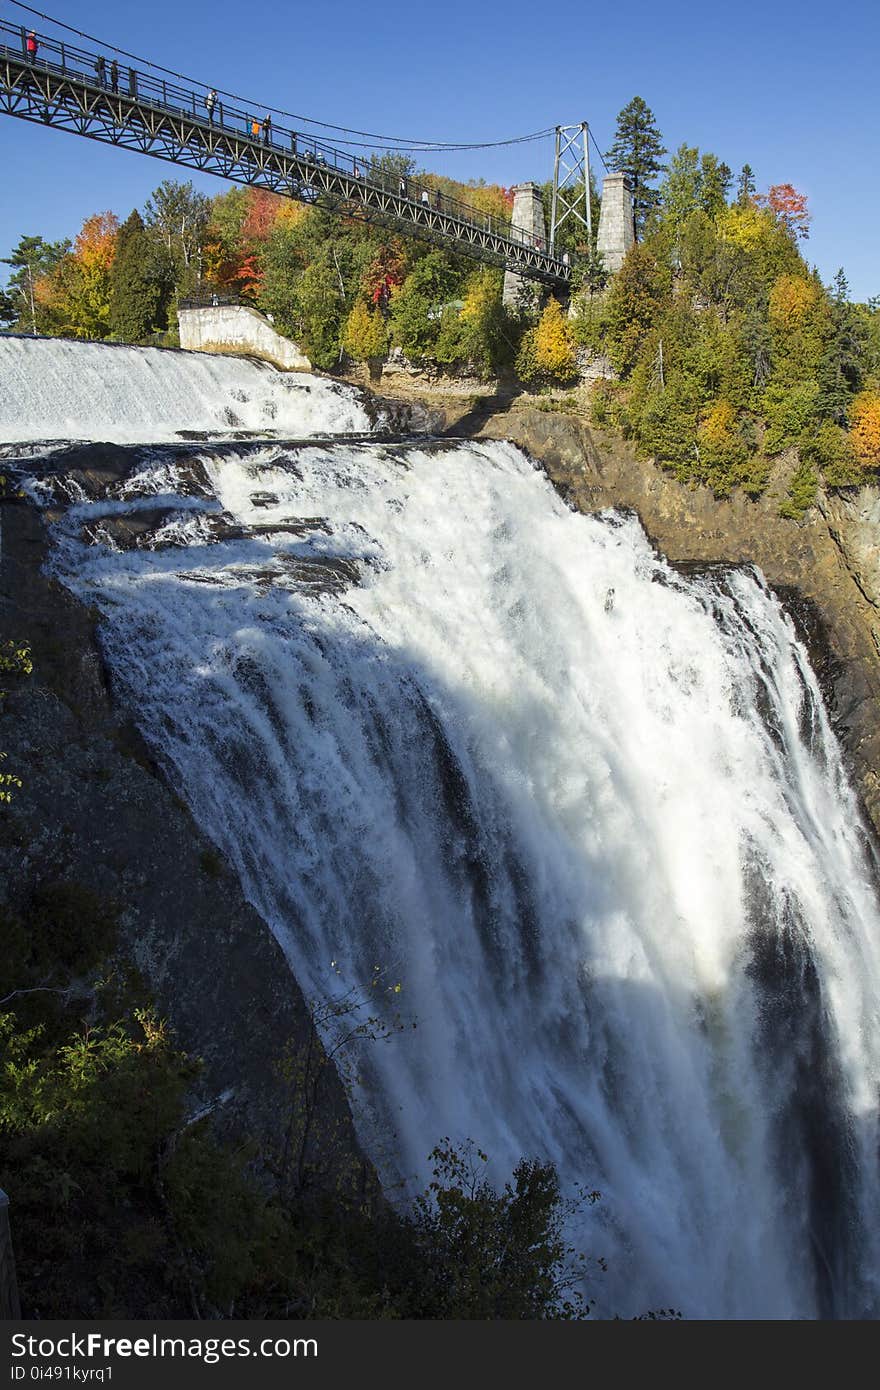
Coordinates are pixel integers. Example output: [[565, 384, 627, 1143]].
[[26, 31, 38, 60]]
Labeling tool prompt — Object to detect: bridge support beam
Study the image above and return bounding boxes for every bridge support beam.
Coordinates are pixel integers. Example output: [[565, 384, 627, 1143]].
[[596, 172, 635, 273], [503, 183, 548, 311]]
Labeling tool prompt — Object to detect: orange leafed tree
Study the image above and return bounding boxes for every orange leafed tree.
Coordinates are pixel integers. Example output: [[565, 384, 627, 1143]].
[[74, 211, 119, 270], [850, 392, 880, 467], [35, 211, 119, 337], [756, 183, 811, 240], [240, 189, 285, 245]]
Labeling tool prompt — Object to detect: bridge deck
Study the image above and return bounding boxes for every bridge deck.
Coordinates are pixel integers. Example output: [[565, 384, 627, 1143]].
[[0, 22, 571, 289]]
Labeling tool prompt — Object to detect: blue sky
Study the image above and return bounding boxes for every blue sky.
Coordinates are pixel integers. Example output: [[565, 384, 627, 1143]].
[[1, 0, 877, 299]]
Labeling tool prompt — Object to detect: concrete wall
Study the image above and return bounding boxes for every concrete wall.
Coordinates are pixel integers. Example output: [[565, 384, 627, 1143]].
[[177, 304, 311, 371]]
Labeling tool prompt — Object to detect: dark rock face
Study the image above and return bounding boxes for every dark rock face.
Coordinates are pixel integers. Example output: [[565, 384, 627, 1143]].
[[0, 498, 363, 1181], [475, 407, 880, 837]]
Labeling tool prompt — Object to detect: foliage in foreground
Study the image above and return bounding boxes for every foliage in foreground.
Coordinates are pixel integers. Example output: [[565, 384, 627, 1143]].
[[0, 880, 597, 1319]]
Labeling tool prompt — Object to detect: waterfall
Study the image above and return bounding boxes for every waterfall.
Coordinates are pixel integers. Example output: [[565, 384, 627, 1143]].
[[0, 337, 372, 442], [7, 348, 879, 1318]]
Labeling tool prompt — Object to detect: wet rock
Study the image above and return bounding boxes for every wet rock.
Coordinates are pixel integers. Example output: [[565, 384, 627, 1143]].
[[0, 491, 365, 1182]]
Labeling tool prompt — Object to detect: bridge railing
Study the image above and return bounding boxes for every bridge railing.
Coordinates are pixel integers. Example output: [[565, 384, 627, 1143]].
[[0, 20, 560, 264]]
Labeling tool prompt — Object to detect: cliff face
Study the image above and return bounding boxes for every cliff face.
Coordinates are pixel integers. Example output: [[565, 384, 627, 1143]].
[[0, 493, 362, 1181], [472, 406, 880, 836]]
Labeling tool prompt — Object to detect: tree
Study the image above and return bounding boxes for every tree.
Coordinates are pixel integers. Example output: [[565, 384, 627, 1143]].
[[40, 213, 118, 339], [604, 243, 667, 375], [368, 151, 417, 186], [143, 180, 211, 296], [1, 235, 69, 334], [516, 298, 578, 387], [405, 1140, 596, 1318], [699, 154, 732, 216], [390, 250, 463, 360], [606, 96, 667, 238], [108, 210, 163, 342], [757, 183, 811, 241], [736, 164, 757, 206], [850, 392, 880, 467], [815, 269, 867, 424], [342, 299, 389, 364], [658, 145, 701, 233]]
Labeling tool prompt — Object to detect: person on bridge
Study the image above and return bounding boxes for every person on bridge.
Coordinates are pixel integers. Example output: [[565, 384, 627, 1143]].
[[110, 59, 119, 92], [263, 113, 272, 145], [95, 55, 107, 87], [205, 89, 217, 121], [420, 189, 430, 207], [25, 31, 38, 60], [398, 176, 408, 198], [251, 116, 261, 139]]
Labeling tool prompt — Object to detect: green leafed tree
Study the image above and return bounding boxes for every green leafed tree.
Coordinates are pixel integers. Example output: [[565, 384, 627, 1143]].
[[143, 180, 211, 298], [108, 210, 164, 343], [698, 154, 733, 217], [737, 164, 757, 206], [606, 96, 667, 238], [1, 235, 70, 334], [814, 268, 867, 425]]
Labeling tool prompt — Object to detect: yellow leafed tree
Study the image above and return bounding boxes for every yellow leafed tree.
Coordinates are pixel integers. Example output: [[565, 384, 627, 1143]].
[[517, 298, 577, 386], [342, 300, 389, 362]]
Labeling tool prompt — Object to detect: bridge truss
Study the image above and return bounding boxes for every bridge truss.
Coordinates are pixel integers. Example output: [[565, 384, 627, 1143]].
[[0, 23, 571, 290]]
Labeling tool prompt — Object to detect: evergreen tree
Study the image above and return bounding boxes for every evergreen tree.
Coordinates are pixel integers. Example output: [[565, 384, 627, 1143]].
[[816, 268, 866, 424], [699, 154, 733, 216], [109, 210, 162, 343], [1, 234, 69, 333], [737, 164, 757, 206], [606, 96, 667, 238]]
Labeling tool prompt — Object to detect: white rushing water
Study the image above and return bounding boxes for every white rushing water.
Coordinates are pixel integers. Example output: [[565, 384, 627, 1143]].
[[7, 343, 879, 1318], [0, 336, 371, 442], [27, 433, 879, 1320]]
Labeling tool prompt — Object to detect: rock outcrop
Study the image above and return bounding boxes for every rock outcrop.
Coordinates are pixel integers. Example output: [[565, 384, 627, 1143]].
[[0, 494, 363, 1181]]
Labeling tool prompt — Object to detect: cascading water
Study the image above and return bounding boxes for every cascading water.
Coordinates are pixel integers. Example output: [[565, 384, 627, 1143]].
[[6, 345, 879, 1318], [0, 336, 373, 442]]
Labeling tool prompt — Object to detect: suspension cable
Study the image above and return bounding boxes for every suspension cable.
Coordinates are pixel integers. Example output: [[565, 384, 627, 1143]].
[[6, 1, 557, 153]]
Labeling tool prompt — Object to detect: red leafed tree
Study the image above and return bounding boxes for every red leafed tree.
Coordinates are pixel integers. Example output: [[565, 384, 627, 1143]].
[[362, 241, 407, 309], [240, 189, 284, 245], [756, 183, 811, 240]]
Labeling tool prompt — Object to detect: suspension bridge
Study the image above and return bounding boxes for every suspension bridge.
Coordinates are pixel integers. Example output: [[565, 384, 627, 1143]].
[[0, 17, 576, 289]]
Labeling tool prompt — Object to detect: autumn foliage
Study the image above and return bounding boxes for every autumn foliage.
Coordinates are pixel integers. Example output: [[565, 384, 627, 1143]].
[[850, 393, 880, 467], [756, 183, 811, 241]]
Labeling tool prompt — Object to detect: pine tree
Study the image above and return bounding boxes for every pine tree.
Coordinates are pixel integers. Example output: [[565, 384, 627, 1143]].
[[699, 155, 732, 216], [109, 210, 162, 343], [737, 164, 757, 206], [606, 96, 667, 238], [816, 268, 866, 424], [1, 234, 69, 334]]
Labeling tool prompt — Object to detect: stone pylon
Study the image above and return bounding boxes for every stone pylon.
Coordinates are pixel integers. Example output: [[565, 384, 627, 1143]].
[[596, 172, 635, 273], [502, 182, 547, 311]]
